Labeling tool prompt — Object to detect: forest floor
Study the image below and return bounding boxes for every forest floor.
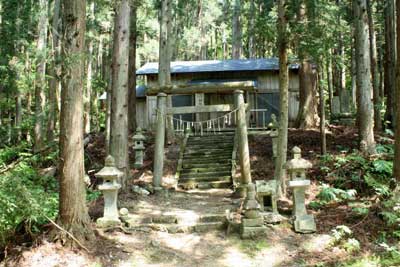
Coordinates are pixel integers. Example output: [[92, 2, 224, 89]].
[[2, 126, 391, 267]]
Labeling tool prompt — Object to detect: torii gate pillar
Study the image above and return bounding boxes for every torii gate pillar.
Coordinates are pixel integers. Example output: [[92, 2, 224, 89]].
[[153, 92, 167, 192]]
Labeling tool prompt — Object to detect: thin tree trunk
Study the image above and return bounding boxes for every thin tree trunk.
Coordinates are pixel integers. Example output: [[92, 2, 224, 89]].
[[354, 0, 376, 155], [153, 0, 172, 189], [128, 2, 137, 135], [366, 0, 382, 131], [84, 1, 95, 135], [34, 0, 48, 152], [327, 56, 334, 116], [232, 0, 242, 59], [58, 0, 94, 244], [110, 0, 131, 187], [384, 0, 396, 127], [275, 0, 289, 197], [47, 0, 61, 143], [248, 0, 255, 59], [393, 0, 400, 181], [319, 66, 326, 155]]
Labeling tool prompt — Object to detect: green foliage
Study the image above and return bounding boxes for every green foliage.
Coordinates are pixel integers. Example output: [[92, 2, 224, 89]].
[[0, 146, 59, 247], [330, 225, 360, 253], [315, 184, 357, 204]]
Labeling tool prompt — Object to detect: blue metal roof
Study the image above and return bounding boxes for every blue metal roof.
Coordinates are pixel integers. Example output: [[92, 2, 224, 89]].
[[136, 85, 147, 98], [136, 58, 300, 75]]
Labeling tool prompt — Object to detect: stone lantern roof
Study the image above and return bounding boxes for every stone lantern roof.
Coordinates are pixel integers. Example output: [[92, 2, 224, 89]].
[[95, 155, 123, 181], [285, 146, 312, 171], [133, 127, 146, 141]]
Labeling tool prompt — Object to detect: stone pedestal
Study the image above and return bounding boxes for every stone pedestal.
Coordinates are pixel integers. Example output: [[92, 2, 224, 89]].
[[95, 155, 123, 228], [286, 147, 316, 234], [255, 180, 278, 214], [133, 127, 146, 168], [240, 183, 267, 239]]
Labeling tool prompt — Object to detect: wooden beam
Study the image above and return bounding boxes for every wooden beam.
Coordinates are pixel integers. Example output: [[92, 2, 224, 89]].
[[167, 104, 234, 114], [146, 81, 256, 95]]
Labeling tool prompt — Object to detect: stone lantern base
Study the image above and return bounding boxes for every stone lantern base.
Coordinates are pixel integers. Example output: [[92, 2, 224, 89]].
[[294, 214, 316, 234], [96, 217, 121, 228]]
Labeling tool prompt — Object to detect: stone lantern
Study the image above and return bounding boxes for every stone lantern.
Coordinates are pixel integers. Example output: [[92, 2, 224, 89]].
[[269, 114, 279, 161], [133, 127, 146, 168], [95, 155, 123, 228], [286, 146, 316, 233], [240, 183, 267, 238]]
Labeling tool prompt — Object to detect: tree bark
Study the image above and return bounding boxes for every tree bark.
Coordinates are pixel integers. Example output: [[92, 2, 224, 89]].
[[354, 0, 376, 155], [110, 0, 131, 187], [384, 0, 396, 127], [248, 0, 255, 59], [232, 0, 242, 59], [275, 0, 289, 197], [58, 0, 94, 244], [366, 0, 382, 131], [84, 1, 95, 135], [393, 0, 400, 181], [128, 2, 137, 135], [47, 0, 61, 143], [34, 0, 48, 152], [153, 0, 172, 189]]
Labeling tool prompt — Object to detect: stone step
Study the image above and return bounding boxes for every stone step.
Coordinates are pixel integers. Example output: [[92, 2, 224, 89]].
[[182, 158, 231, 164], [180, 170, 231, 178], [182, 162, 231, 169], [126, 221, 225, 234], [179, 175, 231, 183], [179, 180, 232, 189], [184, 148, 232, 154], [183, 152, 232, 159], [180, 168, 231, 175]]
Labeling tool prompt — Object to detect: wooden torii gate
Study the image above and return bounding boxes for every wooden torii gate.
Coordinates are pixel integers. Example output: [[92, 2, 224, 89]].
[[152, 82, 254, 195]]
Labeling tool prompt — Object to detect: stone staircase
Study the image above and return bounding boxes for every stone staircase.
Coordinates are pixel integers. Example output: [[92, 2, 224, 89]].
[[178, 131, 235, 189]]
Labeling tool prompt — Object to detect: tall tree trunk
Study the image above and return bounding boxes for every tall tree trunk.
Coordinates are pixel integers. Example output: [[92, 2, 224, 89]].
[[248, 0, 255, 59], [198, 0, 207, 60], [366, 0, 382, 131], [15, 91, 22, 142], [275, 0, 289, 197], [295, 1, 319, 129], [153, 0, 172, 189], [34, 0, 49, 152], [47, 0, 61, 143], [84, 1, 95, 135], [110, 0, 131, 187], [128, 2, 137, 135], [394, 0, 400, 181], [327, 56, 334, 116], [354, 0, 376, 155], [58, 0, 93, 244], [232, 0, 242, 59], [384, 0, 396, 127], [319, 66, 326, 155]]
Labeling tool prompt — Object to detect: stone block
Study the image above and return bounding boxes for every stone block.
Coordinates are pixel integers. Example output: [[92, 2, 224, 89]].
[[96, 217, 121, 228], [244, 210, 261, 219], [240, 226, 267, 239], [294, 214, 316, 234], [262, 212, 288, 224], [242, 218, 264, 227], [288, 179, 310, 188]]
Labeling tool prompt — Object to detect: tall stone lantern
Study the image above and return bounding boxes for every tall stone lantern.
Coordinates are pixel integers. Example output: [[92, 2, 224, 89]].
[[95, 155, 123, 228], [133, 127, 146, 168], [286, 146, 316, 233]]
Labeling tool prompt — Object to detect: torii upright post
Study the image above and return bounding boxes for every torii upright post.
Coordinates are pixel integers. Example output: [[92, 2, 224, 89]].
[[153, 92, 167, 192], [235, 90, 252, 196]]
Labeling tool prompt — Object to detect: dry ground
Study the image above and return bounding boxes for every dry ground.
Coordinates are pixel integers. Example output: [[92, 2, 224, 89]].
[[1, 126, 387, 267]]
